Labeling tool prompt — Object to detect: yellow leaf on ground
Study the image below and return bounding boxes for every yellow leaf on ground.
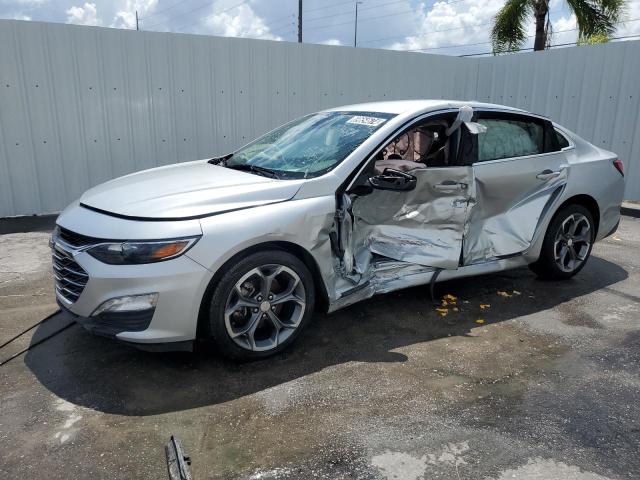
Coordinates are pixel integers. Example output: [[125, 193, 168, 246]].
[[443, 294, 457, 301], [480, 304, 490, 310], [476, 319, 485, 324]]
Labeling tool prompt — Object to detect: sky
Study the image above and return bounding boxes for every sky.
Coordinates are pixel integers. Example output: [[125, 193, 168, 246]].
[[1, 0, 640, 56]]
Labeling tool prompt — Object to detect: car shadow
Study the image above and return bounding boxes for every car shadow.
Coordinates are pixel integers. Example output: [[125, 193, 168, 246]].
[[25, 255, 627, 416]]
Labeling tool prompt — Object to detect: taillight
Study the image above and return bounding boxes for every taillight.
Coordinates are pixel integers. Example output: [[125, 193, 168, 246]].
[[613, 159, 624, 176]]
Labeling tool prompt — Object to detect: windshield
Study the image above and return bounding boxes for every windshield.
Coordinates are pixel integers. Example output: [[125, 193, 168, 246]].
[[226, 111, 395, 179]]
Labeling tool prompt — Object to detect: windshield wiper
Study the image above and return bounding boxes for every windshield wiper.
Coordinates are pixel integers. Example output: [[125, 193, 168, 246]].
[[225, 164, 280, 179]]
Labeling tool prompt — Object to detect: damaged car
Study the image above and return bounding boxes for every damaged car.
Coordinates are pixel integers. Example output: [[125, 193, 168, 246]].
[[51, 100, 625, 359]]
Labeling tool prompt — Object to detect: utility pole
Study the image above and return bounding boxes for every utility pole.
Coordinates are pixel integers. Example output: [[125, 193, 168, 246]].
[[354, 2, 363, 47], [297, 0, 302, 43], [135, 10, 139, 31]]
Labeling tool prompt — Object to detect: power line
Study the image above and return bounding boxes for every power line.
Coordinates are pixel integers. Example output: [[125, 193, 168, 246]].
[[403, 17, 640, 54], [270, 19, 297, 34], [358, 4, 570, 45], [305, 0, 406, 23], [143, 0, 249, 30], [302, 0, 477, 32], [304, 0, 352, 15], [304, 7, 416, 31], [141, 0, 190, 21], [460, 33, 640, 57], [268, 13, 298, 28], [305, 0, 468, 23], [359, 3, 640, 47]]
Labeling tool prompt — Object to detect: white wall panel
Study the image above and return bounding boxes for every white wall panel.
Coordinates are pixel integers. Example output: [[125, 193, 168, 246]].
[[0, 19, 638, 217]]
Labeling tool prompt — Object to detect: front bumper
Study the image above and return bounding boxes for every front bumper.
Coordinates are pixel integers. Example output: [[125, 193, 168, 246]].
[[58, 300, 195, 352], [52, 242, 213, 346], [58, 299, 155, 338]]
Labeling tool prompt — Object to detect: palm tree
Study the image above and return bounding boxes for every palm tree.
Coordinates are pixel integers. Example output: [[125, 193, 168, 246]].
[[491, 0, 626, 54]]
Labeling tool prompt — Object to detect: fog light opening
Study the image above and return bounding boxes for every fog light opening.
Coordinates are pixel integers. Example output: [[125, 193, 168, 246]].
[[91, 293, 158, 317]]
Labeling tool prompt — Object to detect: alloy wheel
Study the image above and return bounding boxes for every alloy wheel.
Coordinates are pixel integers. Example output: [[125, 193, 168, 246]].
[[224, 264, 306, 351], [553, 213, 592, 273]]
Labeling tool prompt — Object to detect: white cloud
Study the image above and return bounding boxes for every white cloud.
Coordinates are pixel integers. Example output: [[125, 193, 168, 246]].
[[319, 38, 342, 46], [12, 13, 32, 20], [550, 14, 577, 45], [388, 0, 504, 53], [203, 1, 282, 40], [617, 2, 640, 38], [66, 2, 102, 26], [381, 0, 634, 54], [112, 0, 157, 29]]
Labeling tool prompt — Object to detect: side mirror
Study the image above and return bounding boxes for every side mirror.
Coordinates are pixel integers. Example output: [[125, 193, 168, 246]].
[[368, 168, 417, 192]]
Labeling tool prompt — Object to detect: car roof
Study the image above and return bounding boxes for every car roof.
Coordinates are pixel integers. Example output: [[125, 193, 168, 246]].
[[324, 99, 530, 116]]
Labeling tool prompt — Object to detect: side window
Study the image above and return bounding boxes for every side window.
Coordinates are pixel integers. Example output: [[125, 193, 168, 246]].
[[373, 114, 457, 174], [477, 117, 544, 162], [555, 129, 570, 149]]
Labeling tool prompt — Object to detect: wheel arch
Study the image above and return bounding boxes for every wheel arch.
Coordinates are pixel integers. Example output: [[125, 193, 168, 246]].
[[196, 241, 330, 338], [554, 194, 600, 238]]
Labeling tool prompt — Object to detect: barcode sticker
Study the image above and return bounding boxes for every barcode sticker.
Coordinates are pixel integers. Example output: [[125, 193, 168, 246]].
[[346, 115, 386, 126]]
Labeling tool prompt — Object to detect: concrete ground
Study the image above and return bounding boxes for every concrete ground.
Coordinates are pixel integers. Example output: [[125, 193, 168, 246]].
[[1, 216, 639, 480]]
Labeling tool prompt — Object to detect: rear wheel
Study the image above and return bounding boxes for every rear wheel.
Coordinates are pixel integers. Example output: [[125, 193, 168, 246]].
[[206, 250, 315, 360], [529, 204, 595, 280]]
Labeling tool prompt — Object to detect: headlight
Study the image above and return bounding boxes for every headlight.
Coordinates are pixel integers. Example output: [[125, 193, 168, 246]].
[[86, 237, 200, 265]]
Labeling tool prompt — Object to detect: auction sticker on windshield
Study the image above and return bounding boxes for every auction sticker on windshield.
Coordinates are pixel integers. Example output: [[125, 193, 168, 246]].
[[346, 115, 387, 126]]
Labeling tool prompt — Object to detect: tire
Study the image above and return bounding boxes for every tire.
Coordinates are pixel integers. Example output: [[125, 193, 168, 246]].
[[205, 250, 315, 360], [529, 204, 595, 280]]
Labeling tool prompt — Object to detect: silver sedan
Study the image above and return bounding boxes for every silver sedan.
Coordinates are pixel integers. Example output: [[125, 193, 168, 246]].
[[51, 100, 625, 359]]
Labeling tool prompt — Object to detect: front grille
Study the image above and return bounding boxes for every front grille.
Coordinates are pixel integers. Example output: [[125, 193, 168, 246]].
[[58, 226, 100, 248], [52, 228, 91, 304]]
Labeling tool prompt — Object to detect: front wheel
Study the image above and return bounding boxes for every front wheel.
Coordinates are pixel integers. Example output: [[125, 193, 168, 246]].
[[529, 204, 595, 280], [206, 250, 315, 360]]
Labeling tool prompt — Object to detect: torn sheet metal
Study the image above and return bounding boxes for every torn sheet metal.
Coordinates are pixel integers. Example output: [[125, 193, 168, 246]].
[[165, 435, 192, 480], [370, 260, 437, 294], [350, 167, 474, 270]]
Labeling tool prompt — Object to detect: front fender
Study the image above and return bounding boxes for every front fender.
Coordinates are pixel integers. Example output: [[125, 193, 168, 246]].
[[188, 196, 339, 302]]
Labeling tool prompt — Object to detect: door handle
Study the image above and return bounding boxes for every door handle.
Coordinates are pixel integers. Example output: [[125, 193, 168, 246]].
[[536, 169, 562, 180], [433, 180, 467, 192]]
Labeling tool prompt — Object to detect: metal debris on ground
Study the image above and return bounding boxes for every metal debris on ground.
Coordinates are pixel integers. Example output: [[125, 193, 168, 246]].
[[165, 435, 192, 480]]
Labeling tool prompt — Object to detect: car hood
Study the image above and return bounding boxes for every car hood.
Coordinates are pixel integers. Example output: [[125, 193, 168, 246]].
[[79, 160, 304, 219]]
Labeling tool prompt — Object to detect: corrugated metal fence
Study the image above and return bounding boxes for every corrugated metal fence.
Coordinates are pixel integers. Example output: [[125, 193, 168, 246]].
[[0, 19, 638, 217]]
